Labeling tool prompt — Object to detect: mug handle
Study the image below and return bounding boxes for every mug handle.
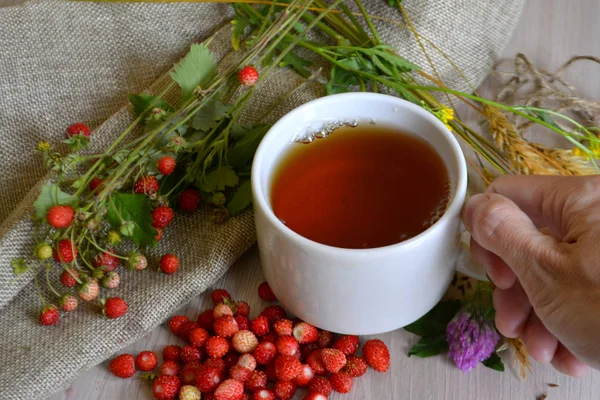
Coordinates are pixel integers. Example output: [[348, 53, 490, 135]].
[[455, 229, 489, 281]]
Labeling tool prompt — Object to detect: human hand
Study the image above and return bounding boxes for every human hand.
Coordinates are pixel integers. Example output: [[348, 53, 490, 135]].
[[462, 175, 600, 377]]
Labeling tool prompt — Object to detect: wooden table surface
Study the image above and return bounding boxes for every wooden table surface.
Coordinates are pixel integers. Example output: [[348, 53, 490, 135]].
[[48, 0, 600, 399]]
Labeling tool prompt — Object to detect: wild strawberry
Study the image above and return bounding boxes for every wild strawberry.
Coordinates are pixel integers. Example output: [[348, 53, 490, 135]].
[[273, 319, 293, 336], [35, 243, 53, 260], [47, 205, 75, 229], [58, 294, 78, 312], [292, 364, 314, 387], [253, 341, 277, 365], [153, 375, 181, 400], [229, 365, 251, 382], [214, 315, 239, 338], [101, 271, 120, 289], [109, 354, 135, 378], [94, 250, 120, 272], [211, 288, 231, 305], [238, 66, 259, 86], [204, 358, 227, 377], [185, 360, 203, 370], [53, 239, 78, 263], [180, 365, 201, 385], [275, 355, 302, 381], [293, 322, 318, 344], [320, 348, 346, 373], [235, 315, 249, 331], [180, 322, 200, 342], [157, 156, 176, 176], [246, 370, 267, 392], [66, 122, 91, 137], [179, 385, 202, 400], [332, 335, 360, 356], [300, 343, 319, 360], [178, 188, 201, 213], [329, 371, 353, 393], [264, 361, 277, 382], [252, 389, 275, 400], [161, 360, 180, 376], [250, 316, 269, 336], [155, 228, 163, 242], [232, 330, 259, 353], [134, 176, 159, 195], [261, 331, 278, 344], [163, 345, 182, 362], [197, 309, 215, 332], [235, 301, 250, 317], [135, 351, 158, 371], [206, 336, 229, 359], [237, 354, 257, 371], [308, 376, 332, 396], [306, 350, 326, 375], [40, 304, 59, 326], [131, 254, 148, 271], [169, 315, 190, 336], [343, 354, 368, 377], [317, 331, 334, 349], [223, 352, 239, 370], [261, 305, 286, 325], [274, 380, 296, 400], [160, 253, 179, 274], [59, 268, 79, 287], [152, 206, 174, 229], [89, 177, 104, 193], [76, 278, 99, 301], [275, 335, 299, 357], [195, 365, 222, 392], [362, 339, 390, 372], [181, 345, 203, 364], [214, 379, 244, 400], [102, 297, 128, 319], [304, 393, 328, 400], [257, 281, 276, 302], [189, 327, 210, 348], [213, 303, 234, 319]]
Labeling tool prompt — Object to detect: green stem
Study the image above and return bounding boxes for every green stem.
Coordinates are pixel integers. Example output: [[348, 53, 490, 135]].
[[353, 0, 380, 44], [45, 264, 61, 298]]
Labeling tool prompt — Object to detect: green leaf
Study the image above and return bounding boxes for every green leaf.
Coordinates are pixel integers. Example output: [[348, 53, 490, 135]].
[[63, 135, 90, 152], [372, 46, 420, 73], [231, 18, 249, 51], [105, 193, 157, 247], [408, 336, 448, 358], [226, 124, 270, 169], [11, 258, 29, 275], [170, 44, 217, 102], [482, 352, 505, 371], [529, 110, 562, 131], [326, 65, 359, 95], [387, 0, 402, 7], [226, 181, 253, 216], [129, 94, 173, 117], [34, 183, 79, 218], [279, 51, 312, 78], [404, 300, 461, 338], [191, 99, 233, 132], [198, 166, 239, 193]]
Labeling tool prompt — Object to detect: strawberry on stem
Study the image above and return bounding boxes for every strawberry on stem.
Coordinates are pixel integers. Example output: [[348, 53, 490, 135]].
[[157, 156, 176, 176], [47, 205, 75, 229], [160, 254, 179, 274], [53, 239, 78, 263], [178, 188, 201, 212], [66, 122, 91, 137], [152, 206, 174, 229], [40, 305, 59, 326], [238, 66, 259, 86], [134, 175, 159, 195]]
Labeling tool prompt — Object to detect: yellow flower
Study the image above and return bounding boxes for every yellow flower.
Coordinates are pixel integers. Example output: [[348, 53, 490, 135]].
[[37, 141, 50, 152], [444, 123, 453, 132], [439, 106, 454, 124], [572, 146, 590, 159]]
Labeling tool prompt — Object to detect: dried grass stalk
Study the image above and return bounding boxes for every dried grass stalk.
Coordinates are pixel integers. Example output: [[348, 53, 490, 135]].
[[507, 337, 531, 380]]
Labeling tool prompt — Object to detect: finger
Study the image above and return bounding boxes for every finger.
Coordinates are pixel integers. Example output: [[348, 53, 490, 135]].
[[469, 237, 516, 289], [493, 282, 531, 338], [551, 343, 589, 378], [523, 312, 558, 364]]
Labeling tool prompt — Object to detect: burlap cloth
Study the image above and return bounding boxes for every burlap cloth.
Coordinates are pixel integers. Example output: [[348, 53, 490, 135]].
[[0, 1, 524, 398]]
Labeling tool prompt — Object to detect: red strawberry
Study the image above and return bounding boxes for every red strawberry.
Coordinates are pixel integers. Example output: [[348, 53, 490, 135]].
[[308, 376, 332, 396], [317, 331, 334, 349], [109, 354, 135, 378], [185, 361, 203, 369], [58, 294, 78, 312], [153, 375, 181, 400], [163, 345, 182, 362], [306, 350, 326, 375], [211, 289, 232, 305], [275, 355, 302, 381], [47, 205, 74, 229], [40, 305, 59, 326], [320, 349, 346, 373], [206, 336, 230, 359], [178, 188, 201, 213], [157, 156, 176, 176], [232, 330, 259, 353], [94, 250, 120, 272], [181, 345, 203, 364], [261, 331, 278, 344], [101, 271, 120, 289], [229, 365, 251, 382], [332, 335, 360, 356], [179, 385, 202, 400], [261, 305, 286, 325], [275, 335, 299, 357], [292, 364, 315, 387], [59, 268, 79, 287], [362, 339, 390, 372], [252, 389, 275, 400], [329, 371, 353, 393], [235, 315, 249, 331], [304, 393, 328, 400], [135, 351, 157, 371], [53, 239, 77, 263], [253, 341, 277, 365], [274, 380, 296, 400], [195, 366, 222, 392], [132, 254, 148, 271], [214, 315, 239, 338], [180, 322, 200, 342], [169, 315, 191, 336], [293, 322, 318, 344], [160, 254, 179, 274], [223, 352, 239, 370], [213, 303, 234, 319], [300, 343, 319, 360], [189, 327, 210, 348], [204, 358, 227, 378], [246, 370, 267, 392], [250, 316, 269, 336], [235, 301, 250, 317], [343, 354, 368, 377], [257, 281, 276, 302], [197, 309, 215, 332], [89, 177, 104, 193], [66, 122, 91, 137], [161, 360, 180, 376], [134, 176, 159, 195], [152, 206, 174, 229], [273, 319, 293, 336], [264, 361, 277, 382], [76, 278, 99, 301], [238, 66, 259, 86], [237, 354, 257, 371], [214, 379, 244, 400], [180, 365, 201, 385], [103, 297, 128, 319]]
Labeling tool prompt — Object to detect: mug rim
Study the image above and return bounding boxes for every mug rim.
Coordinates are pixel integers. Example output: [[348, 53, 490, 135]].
[[251, 92, 468, 256]]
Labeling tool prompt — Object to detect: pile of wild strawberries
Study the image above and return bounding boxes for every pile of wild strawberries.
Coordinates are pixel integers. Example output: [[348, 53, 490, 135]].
[[109, 282, 390, 400]]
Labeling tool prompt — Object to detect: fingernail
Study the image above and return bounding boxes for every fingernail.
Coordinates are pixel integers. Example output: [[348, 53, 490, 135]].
[[462, 194, 489, 232]]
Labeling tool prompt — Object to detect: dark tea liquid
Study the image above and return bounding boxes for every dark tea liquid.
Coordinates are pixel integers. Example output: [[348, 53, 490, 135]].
[[270, 124, 450, 249]]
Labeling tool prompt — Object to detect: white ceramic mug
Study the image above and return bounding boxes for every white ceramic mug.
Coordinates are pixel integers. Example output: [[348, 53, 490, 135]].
[[251, 92, 484, 335]]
